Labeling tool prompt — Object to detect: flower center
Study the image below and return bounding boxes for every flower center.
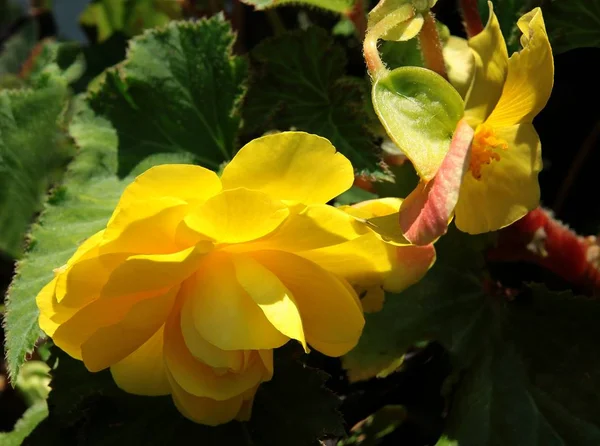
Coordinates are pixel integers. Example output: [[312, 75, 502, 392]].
[[469, 124, 508, 180]]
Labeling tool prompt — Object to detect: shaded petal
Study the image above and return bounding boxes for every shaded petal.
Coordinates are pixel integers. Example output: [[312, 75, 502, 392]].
[[189, 253, 289, 351], [80, 286, 178, 372], [251, 251, 364, 357], [444, 36, 475, 98], [455, 123, 541, 233], [399, 119, 474, 245], [100, 243, 211, 299], [108, 164, 222, 226], [343, 198, 411, 246], [110, 326, 170, 396], [464, 2, 508, 126], [221, 132, 354, 204], [183, 189, 289, 244], [233, 255, 307, 351], [180, 293, 244, 371], [37, 279, 61, 336], [100, 198, 190, 254], [163, 308, 267, 400], [166, 369, 244, 426], [486, 8, 553, 127], [360, 286, 385, 313]]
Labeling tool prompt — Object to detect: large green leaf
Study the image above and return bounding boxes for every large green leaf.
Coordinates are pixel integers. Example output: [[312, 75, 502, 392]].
[[0, 85, 70, 258], [3, 100, 121, 380], [343, 225, 600, 445], [542, 0, 600, 54], [25, 347, 344, 445], [243, 28, 378, 173], [89, 17, 247, 177], [371, 66, 464, 181], [240, 0, 354, 13]]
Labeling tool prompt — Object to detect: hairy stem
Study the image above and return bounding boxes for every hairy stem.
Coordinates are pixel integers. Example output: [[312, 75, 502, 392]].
[[459, 0, 484, 38], [418, 12, 447, 79]]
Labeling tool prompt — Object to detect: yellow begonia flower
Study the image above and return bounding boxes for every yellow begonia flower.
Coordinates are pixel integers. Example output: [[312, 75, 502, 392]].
[[456, 3, 553, 234], [397, 3, 553, 245], [36, 131, 435, 426]]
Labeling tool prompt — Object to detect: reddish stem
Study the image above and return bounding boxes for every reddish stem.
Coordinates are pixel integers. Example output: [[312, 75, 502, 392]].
[[459, 0, 484, 38], [347, 0, 367, 41], [418, 12, 447, 79], [487, 207, 600, 296]]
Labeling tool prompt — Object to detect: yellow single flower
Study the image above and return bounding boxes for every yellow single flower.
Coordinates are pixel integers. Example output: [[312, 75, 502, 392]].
[[36, 131, 435, 426], [455, 3, 554, 234]]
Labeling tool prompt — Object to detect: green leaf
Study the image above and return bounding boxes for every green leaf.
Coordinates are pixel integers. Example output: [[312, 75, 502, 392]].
[[372, 66, 464, 181], [89, 17, 247, 177], [0, 85, 71, 258], [26, 347, 344, 445], [542, 0, 600, 54], [0, 402, 49, 446], [0, 21, 37, 78], [240, 0, 354, 14], [80, 0, 182, 42], [27, 41, 86, 87], [2, 99, 121, 380], [243, 28, 379, 173], [338, 405, 407, 445]]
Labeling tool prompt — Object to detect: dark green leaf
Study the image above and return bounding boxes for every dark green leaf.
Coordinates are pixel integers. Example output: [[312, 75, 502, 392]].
[[542, 0, 600, 54], [0, 402, 48, 446], [26, 347, 344, 445], [243, 28, 379, 174], [0, 20, 37, 78], [89, 17, 247, 176]]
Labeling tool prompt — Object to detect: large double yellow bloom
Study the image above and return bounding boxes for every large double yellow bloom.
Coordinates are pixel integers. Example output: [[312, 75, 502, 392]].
[[455, 4, 554, 233], [36, 132, 434, 425]]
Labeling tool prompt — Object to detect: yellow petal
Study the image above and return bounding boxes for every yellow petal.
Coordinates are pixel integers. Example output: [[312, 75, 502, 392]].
[[444, 36, 475, 98], [299, 232, 435, 293], [108, 164, 222, 226], [349, 197, 403, 218], [101, 198, 190, 254], [486, 8, 553, 127], [80, 287, 178, 372], [100, 243, 211, 299], [180, 293, 244, 371], [454, 123, 541, 233], [233, 255, 307, 351], [163, 308, 266, 400], [189, 253, 289, 351], [235, 386, 259, 422], [221, 132, 354, 204], [342, 198, 411, 246], [110, 326, 170, 396], [166, 368, 244, 426], [240, 204, 366, 253], [251, 251, 364, 357], [55, 251, 128, 307], [464, 2, 508, 126], [51, 285, 171, 361], [258, 349, 274, 381], [37, 279, 61, 336], [183, 188, 289, 244]]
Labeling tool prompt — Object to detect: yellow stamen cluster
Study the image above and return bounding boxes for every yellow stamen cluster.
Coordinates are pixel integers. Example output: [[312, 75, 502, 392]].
[[469, 124, 508, 180]]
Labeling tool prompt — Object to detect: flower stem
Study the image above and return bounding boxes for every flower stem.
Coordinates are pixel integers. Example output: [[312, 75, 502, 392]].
[[459, 0, 484, 38], [418, 12, 447, 79], [363, 4, 414, 79]]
